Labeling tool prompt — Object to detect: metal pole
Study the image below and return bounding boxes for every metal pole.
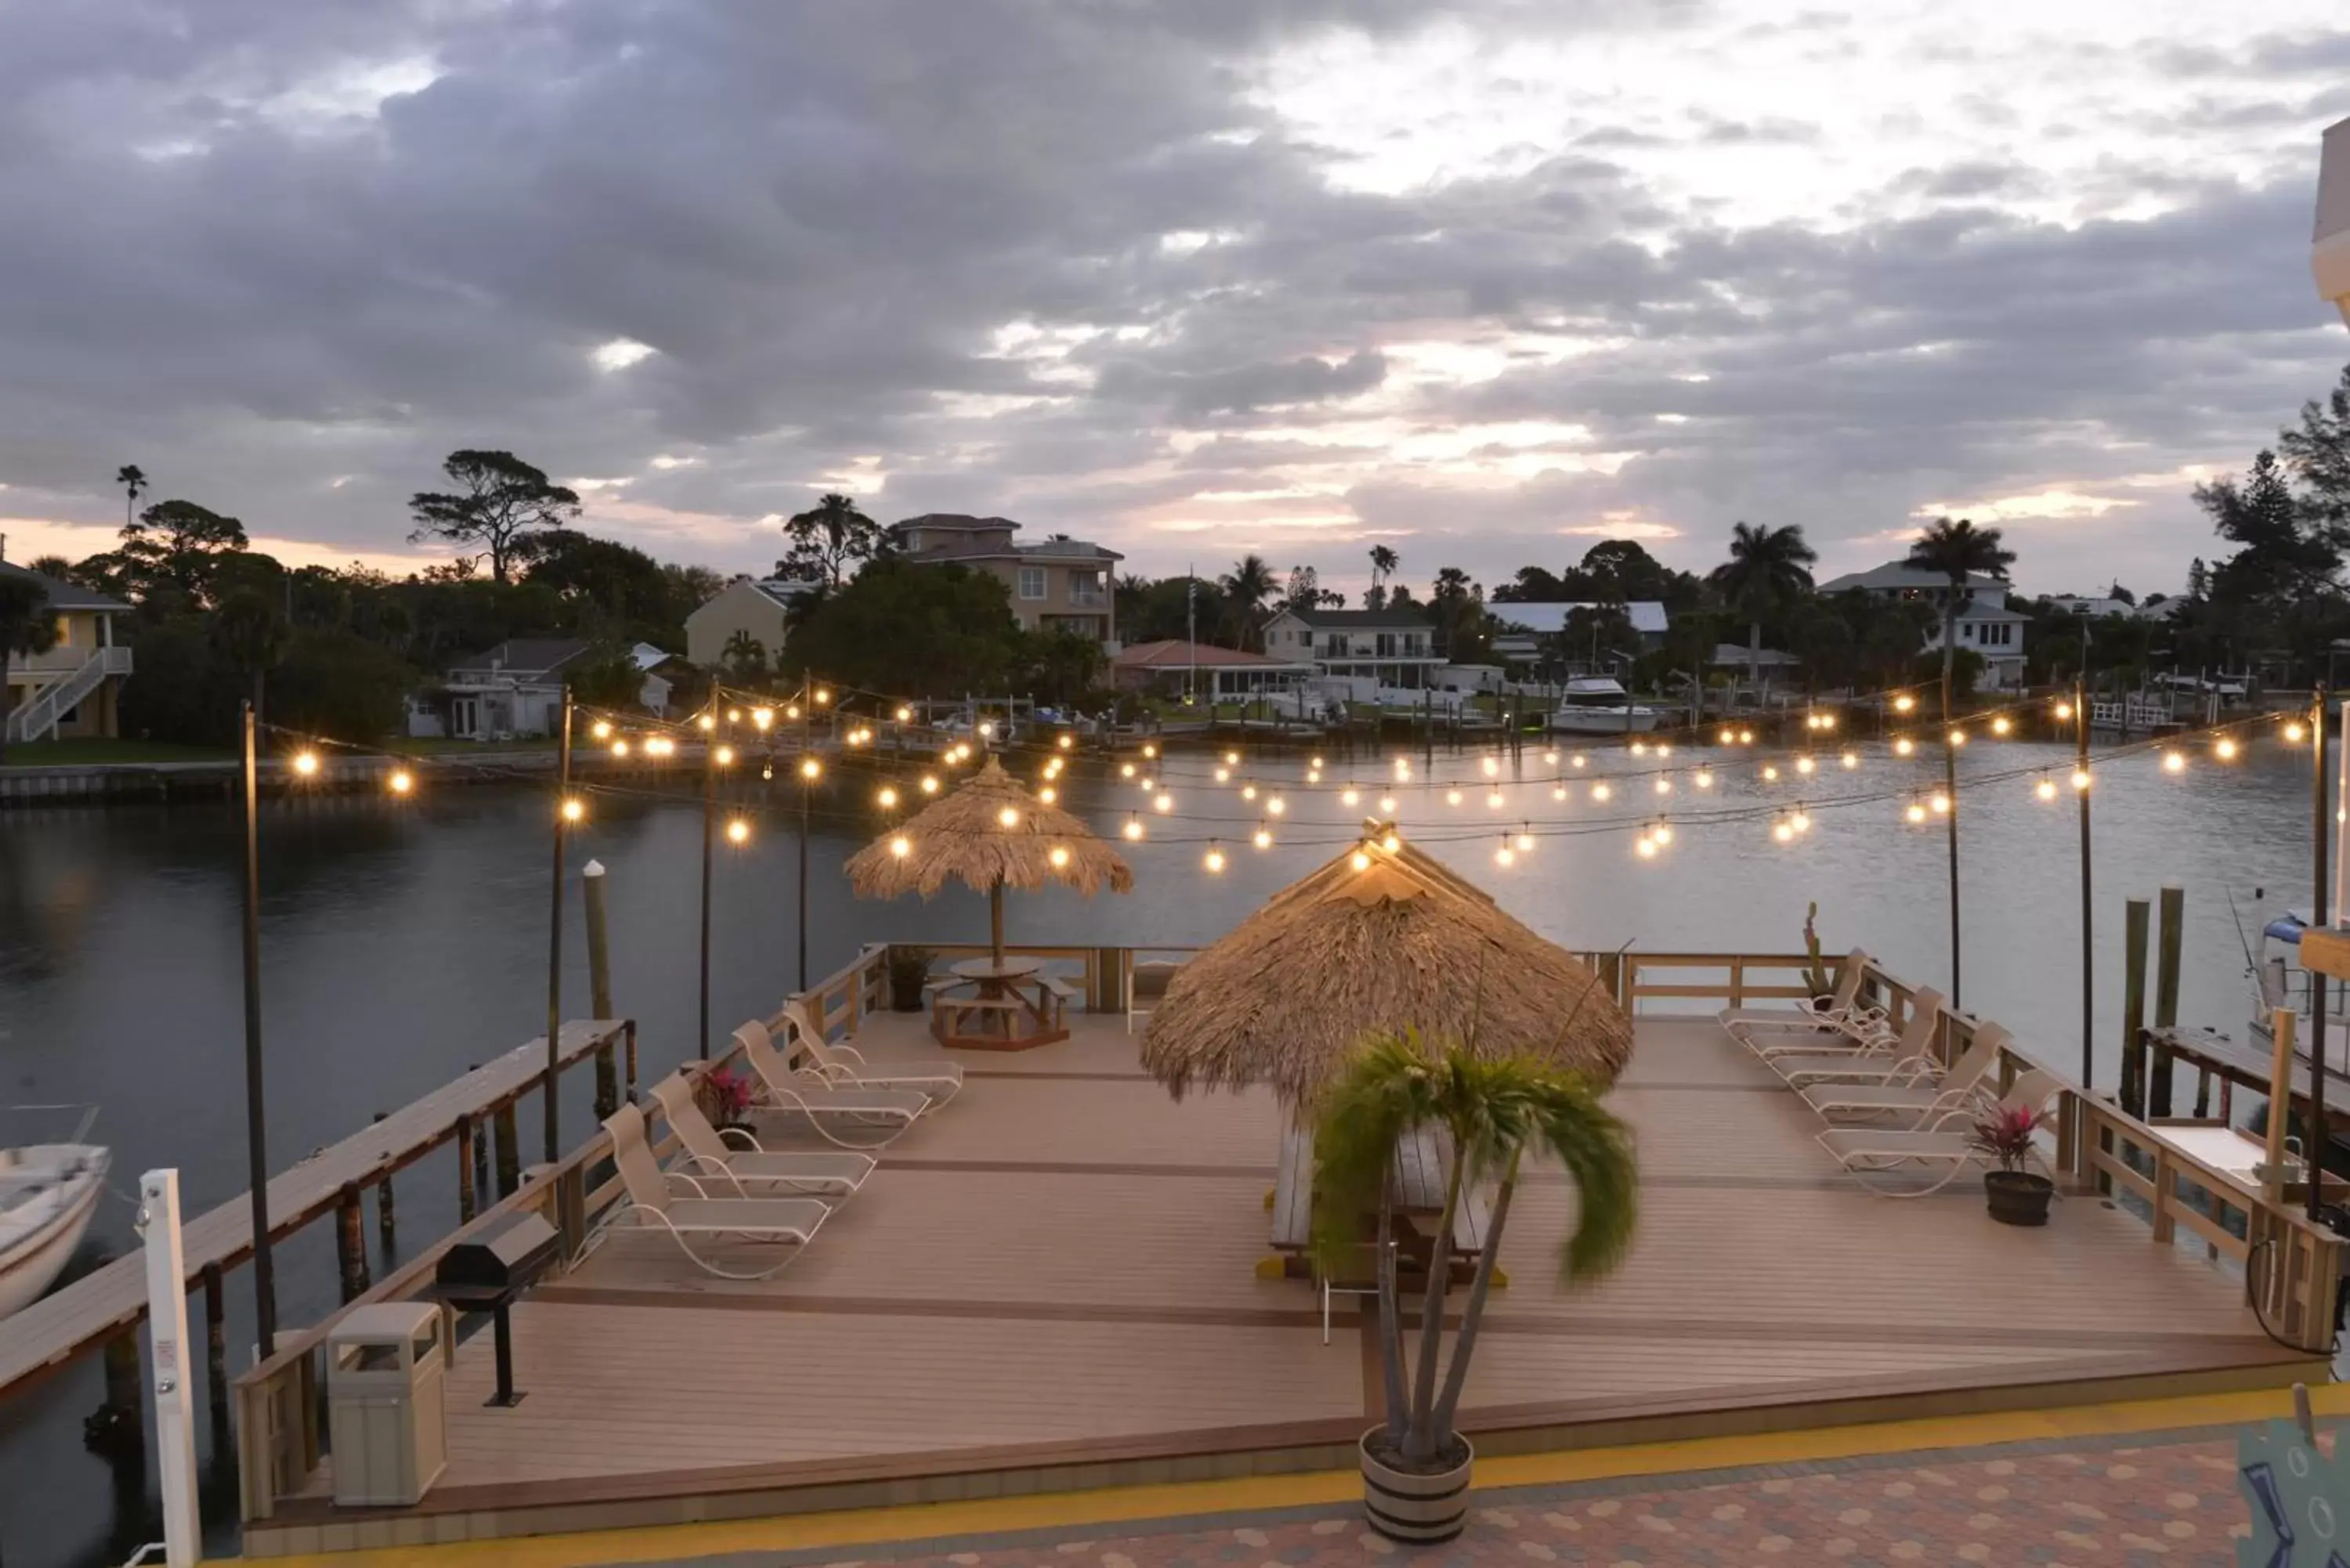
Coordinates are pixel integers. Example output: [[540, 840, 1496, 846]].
[[237, 702, 277, 1356], [699, 699, 716, 1060], [140, 1170, 200, 1568], [2077, 673, 2092, 1090], [798, 670, 811, 991], [2312, 683, 2331, 1221], [544, 688, 571, 1164], [1943, 671, 1961, 1010]]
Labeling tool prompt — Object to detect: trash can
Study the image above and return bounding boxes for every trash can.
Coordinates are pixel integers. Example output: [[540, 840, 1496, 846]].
[[327, 1302, 447, 1506]]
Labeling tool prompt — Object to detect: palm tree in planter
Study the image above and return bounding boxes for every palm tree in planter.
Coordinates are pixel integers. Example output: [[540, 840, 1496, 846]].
[[1310, 1029, 1637, 1541]]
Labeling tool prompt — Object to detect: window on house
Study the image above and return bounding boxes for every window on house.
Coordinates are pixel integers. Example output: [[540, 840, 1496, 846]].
[[1376, 632, 1397, 658], [1018, 567, 1047, 600]]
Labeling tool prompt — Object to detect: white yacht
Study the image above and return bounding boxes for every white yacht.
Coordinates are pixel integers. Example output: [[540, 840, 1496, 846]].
[[1548, 677, 1661, 735], [0, 1116, 108, 1321]]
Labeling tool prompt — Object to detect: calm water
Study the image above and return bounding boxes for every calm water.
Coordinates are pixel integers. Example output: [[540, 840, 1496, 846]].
[[0, 733, 2323, 1562]]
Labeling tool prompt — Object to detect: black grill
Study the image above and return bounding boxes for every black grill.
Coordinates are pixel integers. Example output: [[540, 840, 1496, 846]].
[[436, 1212, 559, 1295]]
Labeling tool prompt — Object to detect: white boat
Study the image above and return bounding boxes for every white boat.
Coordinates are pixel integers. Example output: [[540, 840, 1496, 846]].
[[0, 1125, 108, 1321], [1548, 677, 1662, 735]]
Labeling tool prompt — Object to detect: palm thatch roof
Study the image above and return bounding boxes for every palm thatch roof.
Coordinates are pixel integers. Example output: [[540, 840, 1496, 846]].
[[843, 754, 1134, 901], [1140, 825, 1632, 1104]]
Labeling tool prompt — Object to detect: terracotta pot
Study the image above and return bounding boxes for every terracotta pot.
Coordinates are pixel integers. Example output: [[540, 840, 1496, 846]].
[[1985, 1169, 2054, 1227], [1359, 1429, 1473, 1542]]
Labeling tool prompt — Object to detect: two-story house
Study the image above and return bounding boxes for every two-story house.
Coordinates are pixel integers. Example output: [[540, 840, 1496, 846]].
[[889, 515, 1120, 642], [1815, 562, 2028, 691], [684, 575, 820, 669], [1259, 607, 1445, 688], [2, 557, 134, 745]]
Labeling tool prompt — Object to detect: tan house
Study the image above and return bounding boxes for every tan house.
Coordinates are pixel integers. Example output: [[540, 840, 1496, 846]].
[[684, 576, 819, 670], [891, 515, 1120, 642], [3, 559, 133, 745]]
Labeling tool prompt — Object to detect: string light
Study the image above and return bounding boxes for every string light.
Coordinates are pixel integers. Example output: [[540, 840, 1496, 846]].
[[1694, 769, 1714, 789], [1446, 788, 1464, 806], [727, 708, 742, 723], [920, 774, 940, 794], [752, 708, 774, 732], [1795, 755, 1816, 775], [1653, 819, 1674, 845], [1058, 734, 1075, 750], [800, 757, 822, 781], [1654, 777, 1672, 794], [1242, 782, 1260, 800], [292, 750, 320, 776], [1138, 777, 1155, 793], [1039, 786, 1058, 804], [1341, 785, 1361, 806], [1630, 741, 1649, 757], [725, 817, 751, 845], [1494, 838, 1517, 868], [814, 687, 831, 706], [998, 806, 1021, 828], [761, 762, 772, 781], [1485, 790, 1506, 808], [1215, 767, 1231, 783], [2163, 750, 2186, 774], [1762, 764, 1781, 782], [1205, 844, 1227, 873], [1930, 790, 1950, 815], [1380, 830, 1401, 853], [891, 834, 912, 858], [1142, 743, 1159, 760], [1592, 782, 1612, 802], [1905, 800, 1928, 825], [714, 744, 735, 767], [1049, 844, 1071, 869], [649, 736, 678, 758], [1155, 793, 1174, 814], [786, 704, 801, 721], [1947, 729, 1966, 747], [1738, 729, 1755, 745], [895, 706, 913, 722], [1378, 794, 1399, 814], [388, 768, 414, 795], [1789, 805, 1812, 834], [1267, 795, 1287, 815], [2035, 775, 2058, 802], [1253, 822, 1274, 850], [1656, 743, 1671, 758], [2216, 737, 2240, 761], [1121, 762, 1137, 779], [1573, 753, 1589, 768], [1514, 825, 1535, 852], [611, 739, 631, 758], [1840, 750, 1858, 769], [1893, 737, 1915, 757], [592, 720, 614, 740], [561, 797, 586, 823], [878, 786, 899, 808], [2286, 720, 2308, 743], [1771, 818, 1795, 844], [1635, 833, 1658, 859], [1481, 757, 1500, 778], [1122, 815, 1144, 841], [1893, 694, 1916, 714], [1552, 785, 1569, 801], [1990, 716, 2012, 736], [2072, 767, 2092, 792], [978, 721, 997, 741], [1543, 750, 1559, 765], [1350, 849, 1372, 872], [1228, 750, 1243, 766], [1393, 758, 1412, 779]]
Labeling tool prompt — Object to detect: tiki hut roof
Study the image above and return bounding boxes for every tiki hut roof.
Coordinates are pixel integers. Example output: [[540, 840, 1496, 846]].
[[843, 755, 1134, 900], [1140, 825, 1632, 1104]]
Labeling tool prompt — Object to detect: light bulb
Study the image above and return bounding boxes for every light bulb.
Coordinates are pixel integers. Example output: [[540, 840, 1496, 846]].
[[1738, 730, 1755, 745], [1341, 786, 1361, 806], [2163, 750, 2185, 773], [1214, 768, 1231, 783], [1820, 714, 1838, 732], [1267, 796, 1286, 815], [978, 721, 996, 740], [1772, 820, 1795, 844], [1380, 831, 1401, 853], [2035, 777, 2057, 802], [800, 757, 821, 780], [786, 704, 801, 721], [1446, 789, 1463, 806], [1719, 727, 1736, 744], [1905, 802, 1927, 824], [2216, 738, 2239, 761], [1515, 829, 1535, 852], [1930, 791, 1950, 815], [1058, 734, 1074, 750], [592, 721, 614, 740], [2071, 768, 2092, 792], [1378, 795, 1398, 814], [1894, 695, 1916, 714], [1227, 750, 1242, 766], [727, 709, 742, 723], [891, 835, 911, 858], [1120, 762, 1137, 778], [649, 736, 676, 757], [1694, 769, 1713, 789], [1253, 825, 1273, 849], [1205, 846, 1227, 873], [752, 707, 774, 731], [895, 706, 913, 722], [1543, 751, 1559, 764], [1948, 729, 1966, 747], [1393, 758, 1411, 779], [2054, 700, 2073, 721], [1495, 844, 1516, 867], [1122, 817, 1144, 841], [1762, 764, 1780, 782], [1654, 822, 1674, 844], [291, 750, 320, 776], [1482, 757, 1499, 777], [878, 786, 898, 808], [1142, 743, 1159, 760], [1841, 751, 1858, 769], [1654, 777, 1672, 794], [714, 745, 735, 767], [1656, 743, 1671, 758], [814, 687, 831, 705], [2286, 721, 2308, 742], [388, 769, 414, 795], [1154, 793, 1173, 813], [1630, 741, 1648, 757], [920, 775, 939, 794], [1791, 807, 1812, 833], [1242, 782, 1259, 800], [1894, 737, 1914, 757], [1635, 836, 1658, 859], [1796, 756, 1816, 775], [1573, 753, 1589, 768], [1049, 844, 1070, 868], [1552, 785, 1568, 801], [1990, 716, 2011, 736], [1350, 850, 1372, 872], [1039, 786, 1057, 804], [725, 817, 750, 845], [999, 806, 1021, 828], [561, 797, 586, 823], [1592, 782, 1612, 802], [1486, 790, 1505, 808], [1138, 777, 1155, 793]]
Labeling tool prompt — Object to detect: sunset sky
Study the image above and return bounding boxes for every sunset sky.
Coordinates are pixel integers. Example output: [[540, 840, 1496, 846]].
[[2, 2, 2347, 598]]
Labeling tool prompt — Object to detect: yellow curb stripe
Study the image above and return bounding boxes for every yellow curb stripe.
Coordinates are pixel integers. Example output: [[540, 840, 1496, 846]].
[[246, 1383, 2343, 1568]]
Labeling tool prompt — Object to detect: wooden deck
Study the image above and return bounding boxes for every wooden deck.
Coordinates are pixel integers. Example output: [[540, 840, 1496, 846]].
[[246, 1010, 2318, 1554]]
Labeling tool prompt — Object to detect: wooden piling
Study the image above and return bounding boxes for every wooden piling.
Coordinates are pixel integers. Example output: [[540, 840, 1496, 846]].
[[202, 1263, 227, 1433], [585, 859, 618, 1118], [2122, 897, 2150, 1118], [472, 1111, 492, 1209], [2151, 885, 2185, 1117], [335, 1183, 370, 1302], [371, 1111, 396, 1255], [456, 1114, 477, 1223], [494, 1101, 520, 1198], [89, 1327, 143, 1456]]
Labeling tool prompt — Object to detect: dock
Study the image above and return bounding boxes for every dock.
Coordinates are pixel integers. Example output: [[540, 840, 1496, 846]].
[[0, 1018, 631, 1401], [229, 947, 2340, 1555]]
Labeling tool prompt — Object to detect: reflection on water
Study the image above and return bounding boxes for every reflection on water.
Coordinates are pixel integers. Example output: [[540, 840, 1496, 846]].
[[0, 735, 2325, 1561]]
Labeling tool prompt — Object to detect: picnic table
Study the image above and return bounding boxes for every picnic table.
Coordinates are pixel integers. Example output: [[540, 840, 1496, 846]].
[[1261, 1122, 1499, 1292], [929, 956, 1074, 1051]]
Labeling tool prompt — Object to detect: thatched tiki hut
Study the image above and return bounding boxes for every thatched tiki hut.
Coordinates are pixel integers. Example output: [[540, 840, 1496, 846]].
[[1141, 825, 1632, 1104], [843, 754, 1133, 965]]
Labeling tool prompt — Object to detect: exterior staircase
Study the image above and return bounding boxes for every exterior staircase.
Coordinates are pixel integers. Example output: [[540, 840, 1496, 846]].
[[5, 648, 129, 744]]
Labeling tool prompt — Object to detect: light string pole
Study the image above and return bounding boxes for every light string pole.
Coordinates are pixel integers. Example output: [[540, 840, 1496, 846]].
[[2075, 670, 2092, 1091], [544, 686, 574, 1164], [798, 672, 813, 992], [1941, 668, 1963, 1010], [237, 699, 277, 1357], [698, 699, 719, 1060], [2312, 681, 2331, 1221]]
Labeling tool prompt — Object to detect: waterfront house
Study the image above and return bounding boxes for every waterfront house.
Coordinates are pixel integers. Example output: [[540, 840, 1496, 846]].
[[1, 559, 133, 745], [425, 639, 585, 740], [1486, 601, 1671, 665], [889, 515, 1120, 642], [683, 576, 820, 670], [1816, 561, 2029, 690], [1260, 605, 1444, 690], [1111, 640, 1318, 702]]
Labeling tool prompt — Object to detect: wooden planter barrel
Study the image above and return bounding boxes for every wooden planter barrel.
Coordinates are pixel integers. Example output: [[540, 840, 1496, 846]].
[[1360, 1429, 1473, 1541]]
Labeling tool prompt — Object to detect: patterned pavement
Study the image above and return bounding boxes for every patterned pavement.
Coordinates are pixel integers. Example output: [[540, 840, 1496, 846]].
[[660, 1428, 2280, 1568]]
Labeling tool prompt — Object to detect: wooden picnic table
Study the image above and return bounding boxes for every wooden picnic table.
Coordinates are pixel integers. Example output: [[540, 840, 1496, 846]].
[[1262, 1122, 1496, 1286], [929, 956, 1072, 1050]]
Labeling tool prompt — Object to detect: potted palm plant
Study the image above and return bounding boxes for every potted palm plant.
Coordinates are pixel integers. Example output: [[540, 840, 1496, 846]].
[[1971, 1102, 2052, 1226], [1310, 1029, 1637, 1543], [886, 945, 936, 1012]]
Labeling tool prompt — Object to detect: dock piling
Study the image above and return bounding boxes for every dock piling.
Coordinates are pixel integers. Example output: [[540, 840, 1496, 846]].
[[494, 1101, 520, 1198], [586, 859, 618, 1118], [201, 1263, 227, 1436], [335, 1183, 370, 1302], [371, 1111, 396, 1255], [456, 1114, 477, 1223], [2151, 886, 2184, 1117], [2122, 897, 2150, 1118], [85, 1328, 143, 1458]]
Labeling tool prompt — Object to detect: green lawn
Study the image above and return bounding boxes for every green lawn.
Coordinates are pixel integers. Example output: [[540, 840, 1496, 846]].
[[0, 738, 234, 766]]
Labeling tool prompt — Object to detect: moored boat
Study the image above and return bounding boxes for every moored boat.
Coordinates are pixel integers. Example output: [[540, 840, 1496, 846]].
[[1547, 676, 1661, 735], [0, 1125, 109, 1321]]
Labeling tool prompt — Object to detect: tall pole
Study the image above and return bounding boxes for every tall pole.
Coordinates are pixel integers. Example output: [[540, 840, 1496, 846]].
[[2076, 672, 2092, 1089], [798, 671, 812, 992], [237, 702, 277, 1356], [699, 699, 717, 1060], [544, 688, 572, 1164], [1941, 634, 1961, 1009], [2311, 683, 2331, 1220]]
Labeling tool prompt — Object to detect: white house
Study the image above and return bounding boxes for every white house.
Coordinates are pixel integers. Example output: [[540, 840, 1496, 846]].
[[2042, 594, 2137, 619], [1260, 607, 1445, 688], [685, 576, 819, 670], [2, 557, 133, 745], [1486, 601, 1670, 663], [1815, 562, 2029, 691]]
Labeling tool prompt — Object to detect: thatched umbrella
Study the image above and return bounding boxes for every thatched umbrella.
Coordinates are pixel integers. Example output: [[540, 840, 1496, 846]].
[[843, 754, 1133, 964], [1141, 824, 1632, 1104]]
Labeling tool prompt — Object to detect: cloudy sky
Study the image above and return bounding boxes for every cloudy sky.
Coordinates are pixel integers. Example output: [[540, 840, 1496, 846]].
[[2, 1, 2347, 600]]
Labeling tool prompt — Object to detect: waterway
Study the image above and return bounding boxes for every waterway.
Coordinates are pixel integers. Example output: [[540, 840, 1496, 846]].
[[0, 731, 2323, 1563]]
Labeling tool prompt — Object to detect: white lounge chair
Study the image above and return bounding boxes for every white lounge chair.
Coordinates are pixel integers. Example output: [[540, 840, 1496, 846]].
[[1762, 988, 1944, 1084], [734, 1021, 929, 1149], [1719, 949, 1883, 1042], [779, 999, 962, 1107], [600, 1103, 830, 1278], [1817, 1070, 2062, 1198], [1800, 1024, 2008, 1122], [646, 1074, 875, 1201]]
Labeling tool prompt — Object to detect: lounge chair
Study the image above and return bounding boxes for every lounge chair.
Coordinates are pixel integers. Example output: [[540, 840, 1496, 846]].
[[645, 1074, 875, 1201], [1762, 988, 1944, 1084], [1126, 957, 1184, 1034], [1817, 1070, 2062, 1198], [1719, 950, 1885, 1043], [599, 1104, 830, 1278], [734, 1021, 929, 1149], [1799, 1024, 2008, 1122], [779, 999, 962, 1107]]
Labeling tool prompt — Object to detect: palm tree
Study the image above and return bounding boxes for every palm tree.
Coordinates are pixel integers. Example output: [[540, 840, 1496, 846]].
[[1905, 516, 2014, 1007], [1218, 554, 1278, 650], [210, 589, 291, 730], [1367, 544, 1399, 608], [0, 573, 60, 763], [1311, 1030, 1636, 1466], [115, 464, 146, 533], [722, 629, 768, 680], [1706, 522, 1817, 704]]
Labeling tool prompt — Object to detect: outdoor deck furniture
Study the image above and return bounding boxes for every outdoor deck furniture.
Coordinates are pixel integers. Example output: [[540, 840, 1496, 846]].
[[645, 1075, 877, 1200], [598, 1104, 831, 1279], [1260, 1121, 1495, 1295], [1125, 957, 1185, 1034], [1718, 948, 1882, 1042], [733, 1021, 930, 1148], [929, 956, 1071, 1050], [1766, 993, 1944, 1086], [1799, 1026, 2007, 1122], [780, 999, 963, 1106], [1817, 1071, 2059, 1198]]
